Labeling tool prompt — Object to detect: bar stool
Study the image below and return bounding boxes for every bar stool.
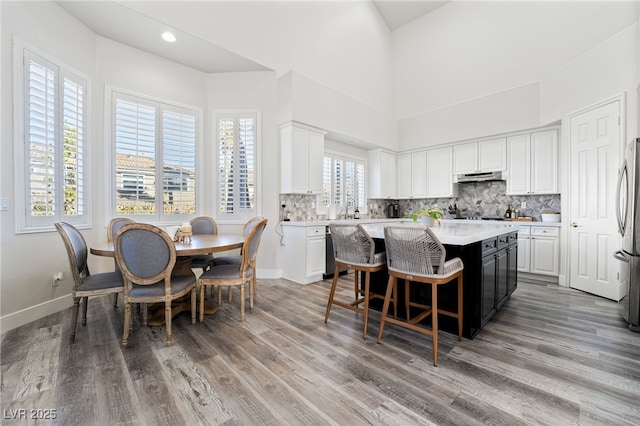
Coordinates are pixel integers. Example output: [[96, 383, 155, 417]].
[[377, 225, 463, 366], [325, 224, 396, 339]]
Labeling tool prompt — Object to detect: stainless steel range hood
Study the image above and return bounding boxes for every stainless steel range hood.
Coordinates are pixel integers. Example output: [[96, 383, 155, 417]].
[[456, 171, 504, 183]]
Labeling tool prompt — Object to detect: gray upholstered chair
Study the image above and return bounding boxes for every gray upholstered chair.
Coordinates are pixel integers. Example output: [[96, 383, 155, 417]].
[[378, 225, 463, 366], [55, 222, 124, 342], [107, 217, 134, 308], [324, 223, 394, 339], [213, 216, 265, 300], [189, 216, 219, 273], [114, 223, 196, 347], [198, 218, 268, 322]]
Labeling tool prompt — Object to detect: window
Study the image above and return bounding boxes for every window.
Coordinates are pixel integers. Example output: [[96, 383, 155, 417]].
[[216, 111, 258, 220], [14, 43, 89, 232], [320, 153, 366, 214], [112, 91, 199, 220]]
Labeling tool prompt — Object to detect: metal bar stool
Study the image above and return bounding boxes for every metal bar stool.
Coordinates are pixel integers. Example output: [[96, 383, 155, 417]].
[[377, 225, 463, 366]]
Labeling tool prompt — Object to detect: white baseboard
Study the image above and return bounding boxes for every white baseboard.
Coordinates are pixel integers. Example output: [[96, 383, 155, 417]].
[[0, 294, 72, 335]]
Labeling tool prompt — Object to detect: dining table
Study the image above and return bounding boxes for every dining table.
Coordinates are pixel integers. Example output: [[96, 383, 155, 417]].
[[90, 233, 244, 326]]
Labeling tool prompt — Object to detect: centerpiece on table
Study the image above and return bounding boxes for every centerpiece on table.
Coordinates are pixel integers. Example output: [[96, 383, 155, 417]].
[[412, 207, 443, 227]]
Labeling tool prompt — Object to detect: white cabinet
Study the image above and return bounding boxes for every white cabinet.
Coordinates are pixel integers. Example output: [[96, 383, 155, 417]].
[[368, 149, 396, 199], [396, 151, 427, 199], [454, 138, 506, 175], [282, 225, 326, 284], [517, 226, 559, 276], [516, 227, 531, 272], [507, 129, 558, 195], [426, 146, 458, 198], [280, 123, 325, 194], [530, 227, 560, 276]]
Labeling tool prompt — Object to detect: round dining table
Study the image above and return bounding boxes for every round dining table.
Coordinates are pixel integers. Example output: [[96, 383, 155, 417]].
[[90, 233, 244, 325]]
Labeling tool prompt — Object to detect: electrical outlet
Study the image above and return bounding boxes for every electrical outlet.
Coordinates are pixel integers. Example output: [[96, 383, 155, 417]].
[[52, 272, 63, 287], [521, 201, 527, 208]]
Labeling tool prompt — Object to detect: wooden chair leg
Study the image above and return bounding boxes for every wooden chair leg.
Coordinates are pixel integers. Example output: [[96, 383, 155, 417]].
[[70, 297, 81, 342], [249, 279, 254, 309], [218, 286, 223, 305], [121, 302, 131, 347], [458, 274, 463, 341], [228, 285, 232, 303], [324, 265, 341, 323], [142, 303, 148, 326], [432, 283, 439, 366], [81, 296, 89, 325], [191, 288, 197, 325], [165, 301, 173, 346], [239, 284, 245, 321], [363, 272, 371, 339], [354, 270, 360, 301], [199, 284, 206, 323], [377, 276, 396, 343], [405, 280, 411, 321]]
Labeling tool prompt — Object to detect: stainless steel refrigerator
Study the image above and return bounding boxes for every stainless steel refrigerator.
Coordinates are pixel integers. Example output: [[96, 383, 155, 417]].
[[615, 138, 640, 332]]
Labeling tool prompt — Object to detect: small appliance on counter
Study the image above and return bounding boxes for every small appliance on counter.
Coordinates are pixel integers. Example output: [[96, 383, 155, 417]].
[[387, 203, 400, 218]]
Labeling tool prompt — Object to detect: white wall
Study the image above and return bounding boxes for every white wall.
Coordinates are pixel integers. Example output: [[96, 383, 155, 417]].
[[205, 71, 281, 278], [393, 0, 638, 144], [120, 0, 395, 118], [1, 1, 99, 330]]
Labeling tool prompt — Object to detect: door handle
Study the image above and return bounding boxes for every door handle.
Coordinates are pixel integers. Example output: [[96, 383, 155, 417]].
[[613, 250, 629, 263], [571, 222, 579, 228]]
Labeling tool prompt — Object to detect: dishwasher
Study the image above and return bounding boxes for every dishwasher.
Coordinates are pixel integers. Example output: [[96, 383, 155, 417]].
[[323, 226, 348, 279]]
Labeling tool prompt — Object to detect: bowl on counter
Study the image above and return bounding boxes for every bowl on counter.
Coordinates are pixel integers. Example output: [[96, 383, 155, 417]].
[[541, 213, 561, 222]]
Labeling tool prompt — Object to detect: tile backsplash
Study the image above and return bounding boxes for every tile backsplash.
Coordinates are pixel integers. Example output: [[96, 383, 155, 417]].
[[281, 181, 560, 222]]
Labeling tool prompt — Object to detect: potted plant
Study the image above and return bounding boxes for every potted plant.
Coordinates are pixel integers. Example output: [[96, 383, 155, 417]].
[[412, 207, 443, 227]]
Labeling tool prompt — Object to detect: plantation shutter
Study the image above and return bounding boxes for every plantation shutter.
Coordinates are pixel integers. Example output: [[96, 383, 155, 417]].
[[114, 97, 157, 215], [162, 110, 197, 215], [23, 49, 87, 229]]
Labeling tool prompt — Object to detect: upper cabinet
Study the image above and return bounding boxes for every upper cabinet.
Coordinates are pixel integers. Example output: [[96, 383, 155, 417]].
[[280, 123, 325, 194], [454, 138, 507, 175], [507, 129, 558, 195], [426, 146, 458, 198], [396, 151, 427, 199], [368, 149, 396, 199]]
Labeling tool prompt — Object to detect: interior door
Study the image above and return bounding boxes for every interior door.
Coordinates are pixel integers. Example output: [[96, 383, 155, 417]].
[[569, 100, 623, 300]]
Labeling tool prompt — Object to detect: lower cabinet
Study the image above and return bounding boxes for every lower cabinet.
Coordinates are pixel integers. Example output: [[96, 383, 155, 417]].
[[481, 232, 518, 326], [518, 226, 560, 276], [282, 225, 326, 284]]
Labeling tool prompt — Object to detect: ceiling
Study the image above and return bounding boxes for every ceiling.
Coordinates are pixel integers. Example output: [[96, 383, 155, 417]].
[[56, 1, 450, 74], [373, 0, 451, 30]]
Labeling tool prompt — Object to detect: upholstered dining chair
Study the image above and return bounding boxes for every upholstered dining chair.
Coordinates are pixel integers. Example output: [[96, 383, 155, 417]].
[[189, 216, 219, 273], [324, 223, 395, 339], [198, 218, 268, 322], [213, 216, 265, 300], [378, 225, 464, 366], [107, 217, 134, 308], [55, 222, 125, 342], [114, 223, 196, 347]]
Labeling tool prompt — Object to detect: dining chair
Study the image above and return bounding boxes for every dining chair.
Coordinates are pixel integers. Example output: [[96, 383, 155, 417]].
[[107, 217, 135, 308], [198, 218, 268, 322], [213, 216, 264, 300], [378, 225, 463, 366], [324, 223, 395, 339], [114, 223, 196, 347], [189, 216, 219, 273], [55, 222, 125, 343]]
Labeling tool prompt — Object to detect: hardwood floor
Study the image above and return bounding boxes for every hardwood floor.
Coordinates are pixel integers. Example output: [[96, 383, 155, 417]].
[[2, 275, 640, 425]]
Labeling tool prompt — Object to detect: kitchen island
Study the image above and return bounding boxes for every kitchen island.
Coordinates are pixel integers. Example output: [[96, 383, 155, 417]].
[[360, 222, 518, 339]]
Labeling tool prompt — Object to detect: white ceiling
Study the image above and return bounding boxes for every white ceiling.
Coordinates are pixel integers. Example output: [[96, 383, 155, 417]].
[[373, 0, 451, 30], [55, 1, 271, 73], [55, 1, 449, 74]]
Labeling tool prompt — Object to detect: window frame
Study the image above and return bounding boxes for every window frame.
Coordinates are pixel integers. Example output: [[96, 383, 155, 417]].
[[319, 150, 368, 215], [214, 109, 261, 223], [13, 38, 91, 233], [106, 87, 203, 225]]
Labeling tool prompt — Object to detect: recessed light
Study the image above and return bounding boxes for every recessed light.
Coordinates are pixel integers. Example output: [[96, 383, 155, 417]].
[[161, 31, 176, 43]]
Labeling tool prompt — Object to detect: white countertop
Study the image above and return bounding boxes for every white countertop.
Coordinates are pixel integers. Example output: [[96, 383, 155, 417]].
[[281, 218, 561, 229], [360, 222, 517, 246]]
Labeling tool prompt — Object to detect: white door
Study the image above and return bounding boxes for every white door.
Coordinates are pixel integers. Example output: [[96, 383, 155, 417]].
[[569, 100, 623, 300]]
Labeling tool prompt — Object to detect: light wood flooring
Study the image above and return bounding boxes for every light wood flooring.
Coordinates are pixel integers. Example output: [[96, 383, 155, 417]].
[[2, 275, 640, 425]]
